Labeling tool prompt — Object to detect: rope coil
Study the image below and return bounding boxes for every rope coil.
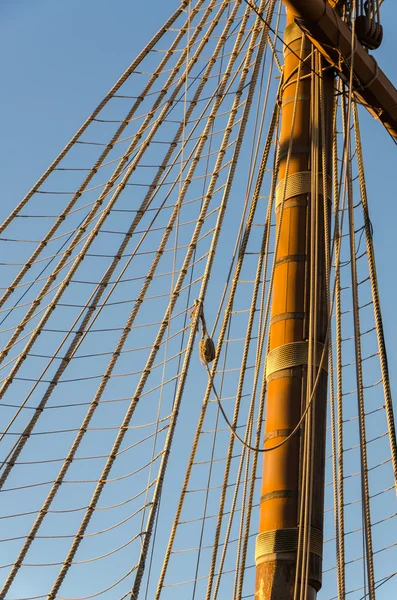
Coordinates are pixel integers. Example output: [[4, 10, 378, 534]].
[[266, 340, 328, 380], [255, 527, 323, 564]]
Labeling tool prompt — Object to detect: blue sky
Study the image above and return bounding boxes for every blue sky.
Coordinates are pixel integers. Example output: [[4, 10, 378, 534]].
[[1, 1, 397, 599]]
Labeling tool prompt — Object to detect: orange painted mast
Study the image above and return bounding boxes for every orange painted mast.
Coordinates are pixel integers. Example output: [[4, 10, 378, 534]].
[[255, 7, 333, 599]]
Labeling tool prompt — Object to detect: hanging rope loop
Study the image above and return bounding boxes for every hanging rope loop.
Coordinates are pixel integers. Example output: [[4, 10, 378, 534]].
[[191, 299, 216, 363]]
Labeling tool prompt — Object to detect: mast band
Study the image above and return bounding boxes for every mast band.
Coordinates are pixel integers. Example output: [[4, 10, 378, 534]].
[[270, 311, 305, 325], [282, 94, 310, 107], [283, 21, 307, 49], [265, 340, 327, 380], [275, 171, 331, 211], [260, 489, 297, 502], [255, 527, 323, 564], [264, 428, 298, 442]]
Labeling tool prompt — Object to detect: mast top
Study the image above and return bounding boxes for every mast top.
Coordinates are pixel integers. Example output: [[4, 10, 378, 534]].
[[281, 0, 397, 139]]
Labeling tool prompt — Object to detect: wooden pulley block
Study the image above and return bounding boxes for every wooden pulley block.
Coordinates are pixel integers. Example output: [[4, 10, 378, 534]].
[[199, 336, 216, 363], [355, 15, 383, 50]]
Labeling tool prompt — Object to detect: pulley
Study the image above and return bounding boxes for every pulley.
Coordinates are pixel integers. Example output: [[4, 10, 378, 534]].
[[191, 299, 216, 364], [356, 0, 383, 50], [199, 336, 216, 364]]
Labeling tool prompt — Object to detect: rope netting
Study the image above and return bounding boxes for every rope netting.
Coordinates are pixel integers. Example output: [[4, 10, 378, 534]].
[[0, 1, 396, 599]]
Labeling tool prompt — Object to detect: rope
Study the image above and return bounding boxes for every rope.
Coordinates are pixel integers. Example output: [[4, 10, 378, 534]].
[[0, 2, 192, 236], [141, 3, 206, 596], [1, 3, 396, 598], [201, 35, 329, 458], [0, 0, 242, 490], [330, 18, 366, 599], [135, 10, 272, 597], [177, 13, 239, 592], [345, 89, 376, 598], [1, 1, 254, 595], [234, 88, 282, 600], [233, 11, 284, 597], [203, 10, 279, 595], [198, 9, 279, 593], [154, 6, 279, 595], [0, 0, 231, 382], [47, 5, 267, 597], [333, 77, 347, 600], [295, 46, 321, 600], [0, 49, 252, 343], [0, 2, 207, 331], [353, 101, 397, 494]]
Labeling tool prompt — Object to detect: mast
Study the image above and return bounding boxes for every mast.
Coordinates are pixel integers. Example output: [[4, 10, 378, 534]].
[[255, 7, 333, 599]]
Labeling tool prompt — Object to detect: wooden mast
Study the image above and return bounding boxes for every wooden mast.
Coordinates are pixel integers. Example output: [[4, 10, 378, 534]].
[[255, 6, 333, 599]]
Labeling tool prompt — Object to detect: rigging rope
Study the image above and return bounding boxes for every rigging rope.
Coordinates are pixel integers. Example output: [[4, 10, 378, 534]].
[[1, 2, 396, 599]]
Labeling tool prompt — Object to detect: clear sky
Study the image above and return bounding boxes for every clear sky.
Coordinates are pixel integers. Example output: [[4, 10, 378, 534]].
[[1, 1, 397, 599]]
